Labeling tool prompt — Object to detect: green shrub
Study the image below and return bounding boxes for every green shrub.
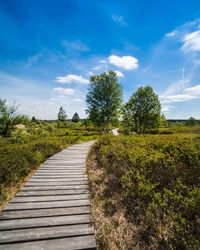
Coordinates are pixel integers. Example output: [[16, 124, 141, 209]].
[[91, 134, 200, 249]]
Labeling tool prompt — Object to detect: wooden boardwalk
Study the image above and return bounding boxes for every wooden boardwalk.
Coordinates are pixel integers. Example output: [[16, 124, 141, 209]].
[[0, 141, 96, 250]]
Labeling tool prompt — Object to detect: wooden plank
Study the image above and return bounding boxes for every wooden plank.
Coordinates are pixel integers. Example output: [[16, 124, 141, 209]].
[[0, 206, 91, 220], [44, 162, 86, 165], [34, 173, 85, 176], [29, 178, 87, 182], [31, 176, 87, 180], [0, 223, 94, 244], [36, 169, 85, 172], [0, 214, 92, 230], [21, 185, 88, 191], [32, 175, 87, 178], [0, 235, 96, 250], [34, 174, 86, 176], [45, 159, 85, 164], [38, 166, 86, 170], [42, 165, 85, 168], [16, 189, 88, 197], [41, 168, 86, 170], [49, 157, 86, 160], [25, 181, 87, 186], [4, 199, 90, 210], [12, 194, 89, 202], [43, 165, 86, 167]]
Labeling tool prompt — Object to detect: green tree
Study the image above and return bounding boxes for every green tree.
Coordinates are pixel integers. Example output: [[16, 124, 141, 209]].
[[186, 117, 196, 126], [123, 85, 161, 134], [122, 104, 135, 134], [0, 99, 23, 136], [72, 112, 80, 123], [86, 70, 122, 132], [31, 116, 37, 122], [160, 114, 169, 127], [57, 106, 67, 121], [82, 118, 91, 131]]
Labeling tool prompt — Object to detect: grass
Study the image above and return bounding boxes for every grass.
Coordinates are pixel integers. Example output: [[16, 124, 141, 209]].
[[87, 127, 200, 249]]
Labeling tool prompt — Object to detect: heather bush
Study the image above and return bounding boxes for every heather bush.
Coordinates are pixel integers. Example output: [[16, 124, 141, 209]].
[[90, 134, 200, 249]]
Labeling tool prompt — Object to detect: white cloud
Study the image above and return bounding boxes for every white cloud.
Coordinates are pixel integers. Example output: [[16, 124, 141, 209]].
[[112, 15, 127, 26], [74, 98, 83, 103], [165, 31, 177, 37], [184, 84, 200, 94], [161, 105, 175, 112], [53, 87, 75, 95], [182, 30, 200, 52], [99, 59, 107, 64], [161, 94, 196, 103], [114, 70, 124, 77], [162, 106, 170, 112], [108, 55, 139, 70], [55, 74, 89, 84], [92, 65, 103, 71], [62, 40, 89, 52]]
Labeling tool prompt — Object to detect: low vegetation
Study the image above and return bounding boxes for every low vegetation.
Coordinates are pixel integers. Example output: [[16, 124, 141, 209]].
[[0, 120, 99, 208], [87, 128, 200, 249]]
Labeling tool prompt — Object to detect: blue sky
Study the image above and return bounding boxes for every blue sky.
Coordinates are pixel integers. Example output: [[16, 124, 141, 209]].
[[1, 0, 200, 119]]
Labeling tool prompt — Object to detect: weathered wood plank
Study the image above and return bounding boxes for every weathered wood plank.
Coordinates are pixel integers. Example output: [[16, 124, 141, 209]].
[[42, 161, 86, 164], [34, 173, 85, 177], [42, 165, 85, 168], [0, 223, 94, 244], [39, 169, 85, 172], [25, 181, 87, 186], [36, 170, 85, 173], [30, 176, 87, 180], [12, 194, 89, 202], [4, 199, 90, 210], [49, 157, 86, 160], [40, 168, 85, 170], [16, 189, 88, 197], [32, 175, 87, 179], [0, 214, 91, 230], [0, 235, 96, 250], [0, 206, 90, 220], [21, 185, 88, 191]]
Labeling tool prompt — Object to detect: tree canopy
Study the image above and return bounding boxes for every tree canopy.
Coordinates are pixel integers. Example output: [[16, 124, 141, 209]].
[[72, 112, 80, 123], [123, 85, 161, 134], [0, 99, 25, 136], [186, 117, 196, 126], [57, 106, 67, 121], [86, 70, 122, 131]]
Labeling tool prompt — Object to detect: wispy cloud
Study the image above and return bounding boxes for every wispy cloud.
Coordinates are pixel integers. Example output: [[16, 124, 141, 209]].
[[55, 74, 89, 84], [182, 30, 200, 53], [161, 94, 196, 103], [108, 55, 139, 70], [53, 87, 75, 95], [184, 84, 200, 94], [165, 31, 177, 38], [92, 65, 103, 71], [114, 70, 124, 77], [161, 105, 175, 113], [62, 40, 90, 52], [111, 15, 127, 27]]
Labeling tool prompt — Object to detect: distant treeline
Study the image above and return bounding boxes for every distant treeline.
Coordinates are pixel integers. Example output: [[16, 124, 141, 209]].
[[167, 119, 200, 123]]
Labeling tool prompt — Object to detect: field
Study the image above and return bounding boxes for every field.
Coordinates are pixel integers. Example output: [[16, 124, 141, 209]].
[[0, 121, 99, 208], [87, 126, 200, 249]]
